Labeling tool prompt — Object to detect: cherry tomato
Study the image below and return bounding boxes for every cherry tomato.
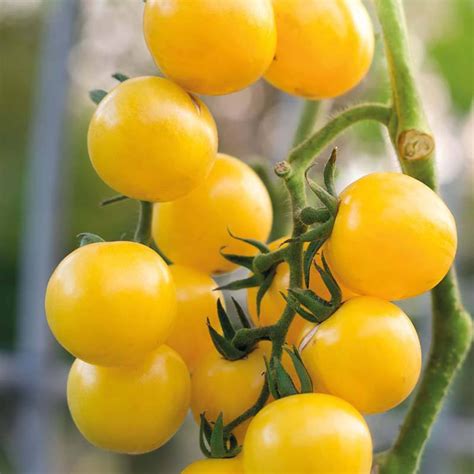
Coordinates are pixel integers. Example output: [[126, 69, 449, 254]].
[[143, 0, 276, 95], [299, 296, 422, 414], [45, 241, 176, 367], [190, 343, 269, 443], [182, 457, 243, 474], [243, 393, 372, 473], [153, 154, 272, 274], [88, 76, 217, 202], [166, 264, 223, 371], [67, 345, 190, 454], [265, 0, 374, 98], [327, 172, 457, 300], [247, 237, 356, 345]]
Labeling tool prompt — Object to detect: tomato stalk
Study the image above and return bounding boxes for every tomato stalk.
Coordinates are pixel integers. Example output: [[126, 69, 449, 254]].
[[133, 200, 153, 245], [372, 1, 472, 472]]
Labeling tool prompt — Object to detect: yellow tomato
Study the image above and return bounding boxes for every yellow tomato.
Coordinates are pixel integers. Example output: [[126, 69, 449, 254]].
[[67, 345, 190, 454], [153, 154, 272, 274], [327, 172, 457, 300], [166, 265, 223, 371], [247, 237, 356, 345], [143, 0, 276, 95], [88, 76, 217, 202], [182, 457, 243, 474], [265, 0, 374, 98], [300, 297, 422, 414], [45, 241, 176, 367], [243, 393, 372, 474], [190, 343, 269, 443]]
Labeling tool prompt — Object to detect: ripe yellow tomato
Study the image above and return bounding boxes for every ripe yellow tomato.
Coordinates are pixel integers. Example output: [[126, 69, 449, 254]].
[[67, 345, 190, 454], [153, 154, 272, 274], [182, 457, 243, 474], [166, 265, 223, 372], [190, 343, 269, 443], [45, 241, 176, 367], [143, 0, 276, 95], [247, 237, 356, 345], [88, 76, 217, 202], [243, 393, 372, 473], [327, 172, 457, 300], [300, 296, 422, 414], [265, 0, 374, 98]]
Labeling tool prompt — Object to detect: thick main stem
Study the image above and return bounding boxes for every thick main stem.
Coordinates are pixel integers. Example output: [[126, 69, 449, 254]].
[[374, 1, 472, 472]]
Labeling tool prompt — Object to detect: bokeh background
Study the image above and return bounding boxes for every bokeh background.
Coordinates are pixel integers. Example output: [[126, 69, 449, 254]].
[[0, 0, 473, 473]]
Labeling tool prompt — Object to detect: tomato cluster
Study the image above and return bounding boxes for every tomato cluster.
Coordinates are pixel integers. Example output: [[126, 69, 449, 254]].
[[43, 1, 458, 473]]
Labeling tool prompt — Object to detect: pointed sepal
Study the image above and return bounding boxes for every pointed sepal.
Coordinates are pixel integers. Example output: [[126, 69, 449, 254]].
[[199, 413, 241, 459], [112, 72, 129, 82], [77, 232, 105, 247], [89, 89, 107, 105], [303, 239, 325, 287]]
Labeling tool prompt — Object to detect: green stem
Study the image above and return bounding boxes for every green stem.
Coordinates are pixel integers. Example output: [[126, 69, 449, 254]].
[[373, 1, 472, 472], [292, 100, 321, 147], [253, 246, 288, 273], [288, 103, 392, 174], [133, 201, 153, 245]]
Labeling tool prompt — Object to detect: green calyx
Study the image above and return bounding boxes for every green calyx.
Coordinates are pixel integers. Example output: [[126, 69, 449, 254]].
[[207, 298, 258, 360], [265, 346, 313, 399], [77, 232, 105, 247], [199, 413, 241, 459]]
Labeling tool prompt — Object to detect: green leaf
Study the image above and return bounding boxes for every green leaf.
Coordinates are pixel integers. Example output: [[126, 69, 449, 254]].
[[227, 229, 270, 254], [232, 298, 254, 329], [77, 232, 105, 247], [303, 239, 325, 287], [89, 89, 107, 105], [273, 357, 298, 397], [207, 320, 247, 360], [210, 414, 226, 458], [215, 275, 261, 291], [285, 346, 313, 393], [323, 148, 337, 196], [112, 72, 129, 82], [217, 299, 235, 340], [256, 267, 276, 316], [219, 248, 255, 270]]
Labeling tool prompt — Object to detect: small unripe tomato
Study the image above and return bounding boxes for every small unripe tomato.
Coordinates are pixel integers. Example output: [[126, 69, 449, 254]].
[[182, 457, 243, 474], [299, 296, 422, 414], [45, 241, 176, 366], [265, 0, 374, 98], [327, 172, 457, 300], [88, 76, 217, 202], [247, 237, 357, 345], [67, 345, 190, 454], [153, 154, 272, 274], [243, 393, 372, 474], [166, 265, 223, 372], [190, 343, 269, 443], [143, 0, 276, 95]]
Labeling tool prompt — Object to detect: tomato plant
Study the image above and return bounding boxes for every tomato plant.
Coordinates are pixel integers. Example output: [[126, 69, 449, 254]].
[[45, 241, 176, 367], [44, 0, 472, 472], [88, 76, 217, 202], [243, 393, 373, 473], [144, 0, 276, 95], [299, 296, 422, 414], [67, 345, 190, 454]]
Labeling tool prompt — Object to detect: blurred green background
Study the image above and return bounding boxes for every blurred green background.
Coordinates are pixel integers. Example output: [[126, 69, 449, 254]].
[[0, 1, 472, 473]]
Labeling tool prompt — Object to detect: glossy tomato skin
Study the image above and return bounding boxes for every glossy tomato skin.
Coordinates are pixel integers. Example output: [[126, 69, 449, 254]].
[[190, 343, 269, 443], [327, 172, 457, 300], [88, 76, 217, 202], [153, 154, 272, 274], [143, 0, 276, 95], [166, 265, 223, 371], [45, 241, 176, 367], [243, 393, 372, 474], [300, 296, 422, 414], [247, 237, 357, 345], [182, 457, 243, 474], [265, 0, 374, 98], [67, 345, 190, 454]]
